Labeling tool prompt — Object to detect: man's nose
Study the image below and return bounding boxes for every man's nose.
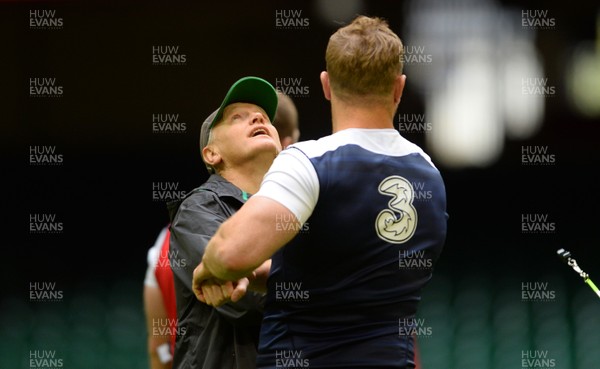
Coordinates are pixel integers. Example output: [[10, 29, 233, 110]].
[[251, 112, 265, 124]]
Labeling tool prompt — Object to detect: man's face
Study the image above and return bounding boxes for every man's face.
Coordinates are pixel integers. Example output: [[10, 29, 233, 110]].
[[207, 102, 281, 170]]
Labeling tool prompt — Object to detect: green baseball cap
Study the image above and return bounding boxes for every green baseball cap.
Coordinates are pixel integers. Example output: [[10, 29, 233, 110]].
[[199, 76, 278, 173], [211, 76, 278, 127]]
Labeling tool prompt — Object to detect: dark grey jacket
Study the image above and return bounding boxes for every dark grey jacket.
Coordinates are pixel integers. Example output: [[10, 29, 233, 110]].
[[168, 174, 265, 369]]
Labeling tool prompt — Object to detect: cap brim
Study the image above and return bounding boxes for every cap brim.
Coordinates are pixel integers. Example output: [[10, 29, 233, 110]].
[[210, 76, 278, 128]]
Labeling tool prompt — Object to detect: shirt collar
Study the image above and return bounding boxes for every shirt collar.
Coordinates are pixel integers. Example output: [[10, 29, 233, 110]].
[[201, 174, 250, 203]]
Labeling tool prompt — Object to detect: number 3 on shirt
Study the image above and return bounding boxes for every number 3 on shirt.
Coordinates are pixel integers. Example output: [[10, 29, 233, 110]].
[[375, 176, 418, 244]]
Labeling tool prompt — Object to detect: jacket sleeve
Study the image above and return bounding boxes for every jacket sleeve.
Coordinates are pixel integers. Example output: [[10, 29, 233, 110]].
[[169, 191, 264, 323]]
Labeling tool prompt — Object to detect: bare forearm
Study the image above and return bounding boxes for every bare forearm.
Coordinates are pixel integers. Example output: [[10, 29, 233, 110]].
[[201, 225, 259, 281], [144, 286, 172, 369], [197, 196, 298, 285]]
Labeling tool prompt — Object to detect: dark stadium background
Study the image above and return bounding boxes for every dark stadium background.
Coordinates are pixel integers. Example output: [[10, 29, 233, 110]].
[[1, 0, 599, 368]]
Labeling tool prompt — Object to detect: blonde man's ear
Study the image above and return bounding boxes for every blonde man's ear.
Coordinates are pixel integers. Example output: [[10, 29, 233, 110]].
[[320, 71, 332, 101], [393, 74, 407, 105]]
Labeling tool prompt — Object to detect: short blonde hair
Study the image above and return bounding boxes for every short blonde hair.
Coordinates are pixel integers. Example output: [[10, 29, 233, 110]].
[[325, 16, 403, 101]]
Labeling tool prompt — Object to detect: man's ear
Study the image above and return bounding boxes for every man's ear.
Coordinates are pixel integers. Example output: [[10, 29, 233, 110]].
[[393, 74, 407, 105], [202, 144, 222, 168], [320, 71, 331, 101]]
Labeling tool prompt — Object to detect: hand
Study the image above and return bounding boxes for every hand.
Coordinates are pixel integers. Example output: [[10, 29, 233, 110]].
[[200, 277, 250, 307], [192, 262, 212, 303], [192, 262, 250, 306]]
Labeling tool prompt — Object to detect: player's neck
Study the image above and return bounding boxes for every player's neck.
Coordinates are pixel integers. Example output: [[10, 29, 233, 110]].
[[220, 156, 274, 195], [330, 97, 396, 133]]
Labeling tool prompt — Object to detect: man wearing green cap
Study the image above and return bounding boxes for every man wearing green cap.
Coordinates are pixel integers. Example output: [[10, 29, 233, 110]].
[[167, 76, 281, 369]]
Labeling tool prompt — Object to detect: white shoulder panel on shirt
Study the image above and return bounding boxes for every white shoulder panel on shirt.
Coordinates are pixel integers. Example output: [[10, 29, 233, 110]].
[[289, 128, 436, 168]]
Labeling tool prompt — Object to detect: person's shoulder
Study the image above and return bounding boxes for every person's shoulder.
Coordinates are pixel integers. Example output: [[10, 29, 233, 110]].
[[178, 175, 245, 212], [168, 179, 224, 222], [288, 129, 391, 159], [178, 183, 221, 210], [146, 240, 161, 267], [290, 129, 438, 168], [394, 134, 437, 168], [145, 227, 168, 272], [286, 139, 315, 156], [286, 132, 346, 159]]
